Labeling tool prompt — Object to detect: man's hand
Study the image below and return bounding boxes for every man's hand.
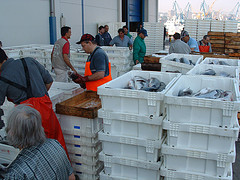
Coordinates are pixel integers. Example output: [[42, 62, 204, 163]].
[[129, 45, 133, 50], [135, 60, 139, 64]]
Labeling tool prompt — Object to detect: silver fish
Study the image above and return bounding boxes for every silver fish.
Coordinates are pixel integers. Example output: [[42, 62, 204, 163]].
[[200, 69, 216, 76], [142, 78, 161, 92], [171, 58, 180, 62], [178, 87, 193, 96], [194, 88, 223, 99], [219, 71, 232, 77], [157, 82, 166, 92], [133, 76, 148, 90], [219, 61, 230, 66], [128, 79, 135, 89], [180, 57, 190, 65]]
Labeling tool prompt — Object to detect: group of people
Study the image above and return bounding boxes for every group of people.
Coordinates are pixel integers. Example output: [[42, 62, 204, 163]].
[[0, 23, 149, 178], [51, 24, 148, 87], [169, 30, 212, 54]]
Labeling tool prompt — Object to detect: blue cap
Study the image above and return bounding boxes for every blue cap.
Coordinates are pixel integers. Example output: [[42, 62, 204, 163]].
[[139, 29, 148, 36]]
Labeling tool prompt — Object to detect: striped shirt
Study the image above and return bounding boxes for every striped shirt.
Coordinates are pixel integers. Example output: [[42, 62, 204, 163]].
[[3, 139, 73, 180]]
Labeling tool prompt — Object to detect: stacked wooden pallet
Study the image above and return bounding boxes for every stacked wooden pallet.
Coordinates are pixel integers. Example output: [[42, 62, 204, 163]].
[[225, 32, 240, 57], [207, 31, 225, 54]]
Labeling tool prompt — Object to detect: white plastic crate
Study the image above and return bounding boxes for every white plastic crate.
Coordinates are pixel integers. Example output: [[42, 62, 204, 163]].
[[201, 57, 240, 66], [72, 160, 103, 176], [101, 47, 131, 57], [164, 75, 240, 128], [99, 109, 164, 140], [66, 142, 102, 157], [160, 53, 203, 74], [132, 64, 141, 70], [163, 118, 239, 153], [98, 70, 181, 117], [48, 88, 65, 110], [58, 114, 103, 137], [69, 153, 99, 166], [50, 82, 84, 100], [64, 133, 101, 147], [99, 152, 161, 180], [160, 164, 233, 180], [0, 143, 19, 162], [162, 144, 235, 177], [75, 172, 99, 180], [187, 64, 239, 79], [98, 131, 165, 162]]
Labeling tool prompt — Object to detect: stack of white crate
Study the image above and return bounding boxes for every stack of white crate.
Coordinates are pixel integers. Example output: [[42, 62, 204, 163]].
[[197, 20, 211, 41], [97, 70, 181, 180], [57, 114, 104, 180], [102, 46, 133, 79], [184, 19, 198, 40], [211, 20, 225, 32], [144, 22, 164, 55], [160, 75, 240, 179], [4, 45, 134, 80], [224, 20, 238, 33]]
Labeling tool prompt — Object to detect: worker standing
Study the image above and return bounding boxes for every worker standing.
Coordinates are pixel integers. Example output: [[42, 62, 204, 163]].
[[133, 29, 148, 64], [0, 49, 68, 156], [198, 35, 212, 53], [51, 26, 77, 82], [110, 28, 133, 50], [74, 34, 112, 91]]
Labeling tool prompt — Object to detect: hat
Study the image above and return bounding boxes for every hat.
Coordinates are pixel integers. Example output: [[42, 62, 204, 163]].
[[139, 29, 148, 36], [76, 34, 95, 44], [181, 30, 189, 38]]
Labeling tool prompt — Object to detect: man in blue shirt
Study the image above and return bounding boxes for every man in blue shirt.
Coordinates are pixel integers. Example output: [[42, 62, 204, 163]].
[[181, 31, 199, 52], [110, 28, 133, 50]]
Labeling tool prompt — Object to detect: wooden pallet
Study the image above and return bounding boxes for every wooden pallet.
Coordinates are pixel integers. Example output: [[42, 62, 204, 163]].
[[207, 31, 225, 54]]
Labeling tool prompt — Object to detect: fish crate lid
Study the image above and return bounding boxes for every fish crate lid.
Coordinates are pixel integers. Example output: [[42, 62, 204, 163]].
[[56, 91, 101, 118]]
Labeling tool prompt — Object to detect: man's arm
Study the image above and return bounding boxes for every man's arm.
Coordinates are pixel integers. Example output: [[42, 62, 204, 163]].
[[69, 173, 75, 180], [45, 82, 53, 91], [63, 54, 77, 73], [88, 71, 105, 81]]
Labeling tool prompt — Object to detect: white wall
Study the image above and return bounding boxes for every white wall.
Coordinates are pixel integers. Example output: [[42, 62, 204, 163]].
[[1, 0, 119, 47], [0, 0, 50, 47], [0, 0, 157, 47], [145, 0, 158, 22]]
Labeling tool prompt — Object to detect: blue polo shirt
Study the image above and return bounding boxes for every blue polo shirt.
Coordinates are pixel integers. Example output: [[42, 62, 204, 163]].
[[109, 35, 133, 47], [187, 37, 199, 52]]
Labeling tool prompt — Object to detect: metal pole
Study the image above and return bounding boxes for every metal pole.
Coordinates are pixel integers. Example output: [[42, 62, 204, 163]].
[[82, 0, 84, 34], [49, 0, 57, 44], [126, 0, 130, 29]]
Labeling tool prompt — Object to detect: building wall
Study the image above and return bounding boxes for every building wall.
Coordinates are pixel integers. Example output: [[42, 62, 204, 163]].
[[0, 0, 157, 47], [145, 0, 158, 22]]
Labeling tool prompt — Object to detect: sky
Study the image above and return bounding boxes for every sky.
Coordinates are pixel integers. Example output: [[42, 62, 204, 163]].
[[158, 0, 239, 14]]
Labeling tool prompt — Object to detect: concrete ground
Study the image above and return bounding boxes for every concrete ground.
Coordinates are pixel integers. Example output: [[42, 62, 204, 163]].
[[233, 134, 240, 180]]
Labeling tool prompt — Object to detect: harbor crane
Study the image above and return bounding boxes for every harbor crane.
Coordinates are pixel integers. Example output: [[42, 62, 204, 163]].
[[172, 0, 184, 23], [229, 2, 240, 20], [183, 2, 192, 19]]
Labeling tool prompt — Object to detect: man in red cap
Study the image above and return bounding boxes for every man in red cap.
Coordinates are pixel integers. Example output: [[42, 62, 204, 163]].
[[73, 34, 112, 91]]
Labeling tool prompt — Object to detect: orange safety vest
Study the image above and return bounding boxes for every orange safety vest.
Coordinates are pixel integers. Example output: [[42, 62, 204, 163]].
[[199, 41, 210, 52], [85, 61, 112, 91]]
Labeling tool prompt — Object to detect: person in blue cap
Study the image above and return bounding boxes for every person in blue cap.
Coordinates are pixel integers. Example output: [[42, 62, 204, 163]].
[[133, 29, 148, 64], [181, 30, 199, 52]]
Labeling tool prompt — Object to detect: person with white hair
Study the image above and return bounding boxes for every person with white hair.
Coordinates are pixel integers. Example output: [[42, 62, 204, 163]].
[[1, 105, 75, 180]]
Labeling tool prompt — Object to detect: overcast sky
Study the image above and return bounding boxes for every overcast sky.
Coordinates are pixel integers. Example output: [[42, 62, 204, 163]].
[[158, 0, 239, 13]]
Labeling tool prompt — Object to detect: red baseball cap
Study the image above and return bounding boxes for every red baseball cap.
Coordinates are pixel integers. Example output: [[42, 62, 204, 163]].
[[76, 34, 95, 44]]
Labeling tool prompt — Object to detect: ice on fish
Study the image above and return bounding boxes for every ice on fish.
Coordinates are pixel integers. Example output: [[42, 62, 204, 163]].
[[219, 61, 230, 66], [219, 71, 232, 77]]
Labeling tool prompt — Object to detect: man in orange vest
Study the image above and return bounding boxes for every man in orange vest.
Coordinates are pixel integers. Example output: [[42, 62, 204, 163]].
[[73, 34, 112, 91], [198, 35, 212, 53]]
